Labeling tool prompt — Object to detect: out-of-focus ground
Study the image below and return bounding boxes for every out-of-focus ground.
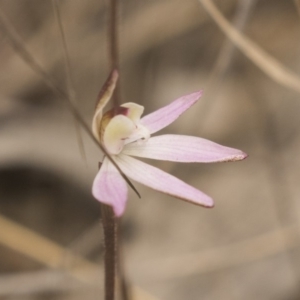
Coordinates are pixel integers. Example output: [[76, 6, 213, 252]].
[[0, 0, 300, 299]]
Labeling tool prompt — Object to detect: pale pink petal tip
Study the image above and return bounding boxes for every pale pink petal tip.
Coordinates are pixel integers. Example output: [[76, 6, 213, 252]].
[[241, 152, 248, 160], [92, 158, 128, 217], [229, 151, 248, 162]]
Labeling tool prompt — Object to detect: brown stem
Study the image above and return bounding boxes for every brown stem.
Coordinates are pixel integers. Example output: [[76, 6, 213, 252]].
[[117, 219, 131, 300], [102, 1, 130, 299], [108, 0, 120, 106], [101, 204, 117, 300]]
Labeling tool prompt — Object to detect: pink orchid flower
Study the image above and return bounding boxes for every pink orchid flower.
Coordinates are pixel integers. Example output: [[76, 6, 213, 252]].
[[92, 71, 247, 216]]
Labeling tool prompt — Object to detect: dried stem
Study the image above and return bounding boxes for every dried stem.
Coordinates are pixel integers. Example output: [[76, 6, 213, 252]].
[[117, 219, 131, 300], [102, 0, 130, 299], [108, 0, 120, 106], [294, 0, 300, 17], [198, 0, 257, 132], [198, 0, 300, 94], [101, 205, 117, 300], [51, 0, 87, 163]]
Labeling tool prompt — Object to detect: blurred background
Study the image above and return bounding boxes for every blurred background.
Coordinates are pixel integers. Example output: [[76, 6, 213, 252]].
[[0, 0, 300, 299]]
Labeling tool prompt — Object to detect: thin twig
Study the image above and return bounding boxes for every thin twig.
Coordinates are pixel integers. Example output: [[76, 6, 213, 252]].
[[206, 0, 257, 88], [52, 0, 87, 163], [294, 0, 300, 17], [198, 0, 257, 132], [198, 0, 300, 94], [0, 1, 231, 97], [0, 6, 140, 198]]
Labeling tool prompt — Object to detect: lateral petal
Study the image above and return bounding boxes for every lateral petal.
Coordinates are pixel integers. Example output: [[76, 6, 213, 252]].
[[115, 154, 213, 208], [140, 91, 202, 134], [123, 134, 247, 163], [92, 157, 128, 217]]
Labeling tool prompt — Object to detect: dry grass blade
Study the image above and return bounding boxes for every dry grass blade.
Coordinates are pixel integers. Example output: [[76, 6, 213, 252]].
[[294, 0, 300, 16], [66, 221, 103, 256], [52, 0, 87, 163], [0, 214, 159, 300], [198, 0, 300, 94], [0, 212, 298, 296], [1, 212, 297, 297], [0, 6, 140, 198], [135, 225, 299, 281], [0, 214, 97, 278], [0, 270, 159, 300], [196, 0, 257, 133], [206, 0, 257, 87], [0, 270, 91, 295]]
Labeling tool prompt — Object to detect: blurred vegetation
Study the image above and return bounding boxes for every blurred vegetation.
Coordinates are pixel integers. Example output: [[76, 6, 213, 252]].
[[0, 0, 300, 299]]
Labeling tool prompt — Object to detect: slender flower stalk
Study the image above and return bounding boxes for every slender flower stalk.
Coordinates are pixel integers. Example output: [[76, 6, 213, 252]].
[[108, 0, 120, 106], [101, 204, 117, 300], [92, 70, 247, 217], [102, 1, 125, 299], [117, 218, 131, 300]]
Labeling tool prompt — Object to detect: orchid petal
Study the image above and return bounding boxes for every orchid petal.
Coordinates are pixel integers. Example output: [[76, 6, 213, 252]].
[[115, 154, 213, 208], [103, 115, 136, 154], [123, 134, 247, 163], [92, 70, 119, 140], [140, 91, 202, 134], [92, 157, 128, 217]]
